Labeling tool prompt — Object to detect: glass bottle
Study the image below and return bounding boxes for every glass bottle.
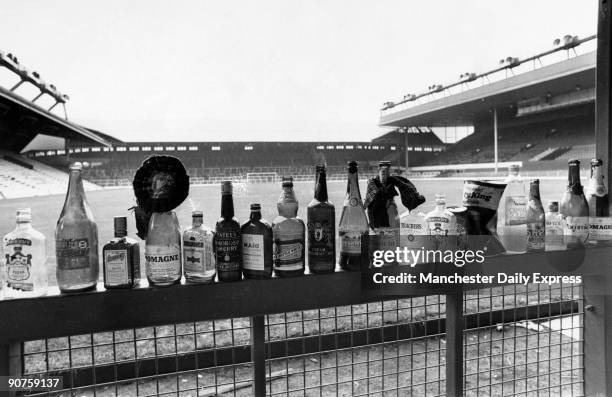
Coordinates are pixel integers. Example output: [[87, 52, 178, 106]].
[[560, 159, 590, 248], [399, 205, 432, 265], [145, 211, 181, 286], [497, 164, 528, 253], [307, 165, 336, 274], [339, 161, 370, 271], [241, 204, 273, 279], [425, 194, 457, 251], [272, 177, 305, 277], [526, 180, 545, 252], [183, 211, 216, 283], [214, 181, 242, 282], [545, 201, 566, 251], [586, 159, 612, 245], [370, 161, 400, 255], [3, 208, 47, 298], [56, 162, 99, 292], [103, 216, 140, 289]]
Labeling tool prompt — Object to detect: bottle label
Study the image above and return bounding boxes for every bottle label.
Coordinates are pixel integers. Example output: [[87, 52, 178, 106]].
[[5, 243, 33, 291], [242, 234, 265, 270], [426, 217, 452, 235], [340, 231, 363, 255], [545, 218, 565, 249], [56, 238, 91, 270], [527, 223, 545, 250], [589, 217, 612, 242], [505, 196, 528, 225], [104, 249, 129, 286], [215, 231, 240, 272], [462, 181, 504, 210], [183, 238, 214, 272], [145, 246, 181, 277], [273, 237, 304, 271], [307, 216, 335, 263], [563, 216, 589, 245], [400, 220, 436, 251], [373, 227, 399, 251]]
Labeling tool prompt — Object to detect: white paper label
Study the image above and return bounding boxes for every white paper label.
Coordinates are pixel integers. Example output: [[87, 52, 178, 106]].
[[589, 217, 612, 241], [242, 234, 265, 271], [104, 249, 129, 285], [145, 245, 181, 277]]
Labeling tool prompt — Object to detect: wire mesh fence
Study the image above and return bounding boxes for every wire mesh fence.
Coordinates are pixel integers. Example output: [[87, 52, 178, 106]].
[[16, 282, 582, 396]]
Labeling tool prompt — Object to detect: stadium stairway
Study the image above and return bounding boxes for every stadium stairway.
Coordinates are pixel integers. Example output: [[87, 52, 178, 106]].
[[0, 151, 101, 200]]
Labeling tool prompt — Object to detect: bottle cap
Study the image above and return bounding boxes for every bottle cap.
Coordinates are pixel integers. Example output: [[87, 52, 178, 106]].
[[192, 210, 203, 218], [16, 208, 31, 223], [281, 177, 294, 187], [508, 164, 520, 174], [435, 193, 446, 204], [591, 158, 603, 166], [568, 159, 580, 166], [70, 162, 83, 171], [315, 164, 326, 172], [221, 181, 233, 194], [114, 216, 127, 236], [547, 201, 559, 212], [530, 179, 540, 185], [250, 203, 261, 211], [379, 161, 391, 167], [347, 160, 358, 172]]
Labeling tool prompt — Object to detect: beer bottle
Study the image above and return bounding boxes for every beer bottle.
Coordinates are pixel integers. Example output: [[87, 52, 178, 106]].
[[526, 180, 545, 252], [560, 159, 589, 248], [272, 177, 305, 277], [586, 159, 612, 245], [103, 216, 140, 289], [183, 211, 216, 283], [339, 161, 369, 271], [215, 181, 242, 282], [307, 165, 336, 274], [241, 204, 273, 279], [55, 162, 99, 292], [145, 211, 181, 286]]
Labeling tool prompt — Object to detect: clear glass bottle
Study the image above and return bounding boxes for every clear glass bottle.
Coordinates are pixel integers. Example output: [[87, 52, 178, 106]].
[[56, 162, 99, 292], [307, 165, 336, 274], [272, 177, 305, 277], [497, 164, 528, 253], [586, 159, 612, 245], [145, 211, 181, 286], [183, 211, 216, 283], [425, 194, 457, 251], [399, 205, 432, 265], [241, 204, 273, 279], [103, 216, 140, 289], [339, 161, 370, 271], [215, 181, 242, 282], [526, 180, 545, 252], [3, 208, 47, 298], [545, 201, 566, 251], [560, 159, 590, 248]]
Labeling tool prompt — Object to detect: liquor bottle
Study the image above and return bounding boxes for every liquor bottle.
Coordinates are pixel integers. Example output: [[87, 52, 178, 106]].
[[241, 204, 273, 279], [183, 211, 216, 283], [560, 159, 590, 248], [214, 181, 242, 282], [102, 216, 140, 289], [307, 165, 336, 274], [526, 180, 545, 252], [497, 164, 528, 253], [145, 211, 181, 286], [339, 161, 370, 271], [545, 201, 566, 251], [56, 162, 99, 292], [425, 194, 457, 251], [3, 209, 47, 298], [586, 159, 612, 245], [272, 177, 305, 277], [399, 205, 432, 265]]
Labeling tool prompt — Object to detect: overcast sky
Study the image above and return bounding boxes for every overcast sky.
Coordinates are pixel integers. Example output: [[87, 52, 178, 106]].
[[0, 0, 598, 142]]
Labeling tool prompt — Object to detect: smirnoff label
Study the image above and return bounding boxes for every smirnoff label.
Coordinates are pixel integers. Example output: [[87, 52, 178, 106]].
[[242, 234, 264, 270], [340, 231, 362, 255], [145, 245, 181, 277], [563, 216, 589, 246], [273, 236, 304, 271], [104, 249, 129, 286], [589, 217, 612, 242], [56, 238, 91, 270]]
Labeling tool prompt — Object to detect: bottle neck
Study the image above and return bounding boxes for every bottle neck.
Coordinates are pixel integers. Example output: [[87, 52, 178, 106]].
[[568, 165, 583, 194], [62, 169, 87, 214], [314, 171, 328, 202], [16, 221, 32, 230], [250, 210, 262, 221], [192, 217, 203, 228], [379, 167, 390, 185], [529, 184, 541, 200], [346, 171, 362, 200], [221, 194, 235, 219]]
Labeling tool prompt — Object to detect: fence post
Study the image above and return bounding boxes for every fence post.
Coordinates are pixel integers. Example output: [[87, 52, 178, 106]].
[[445, 293, 464, 397], [251, 315, 266, 397], [0, 343, 22, 397]]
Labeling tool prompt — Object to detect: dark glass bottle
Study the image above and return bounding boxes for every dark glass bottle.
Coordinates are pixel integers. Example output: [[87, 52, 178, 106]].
[[560, 160, 589, 248], [214, 181, 242, 282], [272, 177, 305, 277], [55, 162, 99, 292], [240, 204, 273, 279], [526, 180, 545, 252], [339, 161, 369, 271], [103, 216, 140, 289], [307, 165, 336, 274], [586, 159, 612, 245]]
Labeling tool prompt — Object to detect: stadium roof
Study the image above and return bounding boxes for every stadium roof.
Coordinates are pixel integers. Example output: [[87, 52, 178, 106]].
[[0, 85, 113, 152], [379, 51, 596, 128]]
